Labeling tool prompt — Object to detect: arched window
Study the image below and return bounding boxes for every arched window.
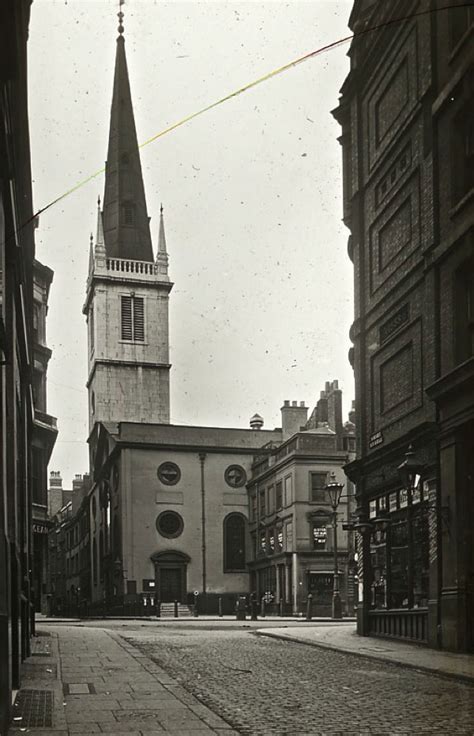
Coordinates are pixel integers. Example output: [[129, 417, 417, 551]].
[[223, 514, 246, 572]]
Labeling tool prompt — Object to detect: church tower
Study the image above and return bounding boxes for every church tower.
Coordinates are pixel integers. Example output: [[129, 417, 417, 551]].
[[84, 11, 172, 429]]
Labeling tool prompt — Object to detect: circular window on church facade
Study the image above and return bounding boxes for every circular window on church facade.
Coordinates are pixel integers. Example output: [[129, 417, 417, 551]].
[[157, 462, 181, 485], [156, 511, 184, 539], [224, 465, 247, 488]]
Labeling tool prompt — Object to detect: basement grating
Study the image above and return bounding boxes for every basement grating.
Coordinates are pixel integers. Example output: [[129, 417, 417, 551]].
[[12, 689, 53, 728]]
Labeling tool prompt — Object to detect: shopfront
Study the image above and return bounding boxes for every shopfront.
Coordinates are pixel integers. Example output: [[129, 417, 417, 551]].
[[364, 481, 431, 643]]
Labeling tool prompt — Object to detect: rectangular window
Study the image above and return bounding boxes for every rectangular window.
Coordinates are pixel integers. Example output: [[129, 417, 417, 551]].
[[250, 494, 257, 522], [452, 97, 474, 205], [284, 476, 292, 506], [259, 490, 265, 518], [275, 481, 283, 509], [121, 295, 145, 342], [455, 260, 474, 364], [312, 524, 327, 550], [285, 521, 293, 552], [267, 485, 274, 514], [310, 472, 328, 503]]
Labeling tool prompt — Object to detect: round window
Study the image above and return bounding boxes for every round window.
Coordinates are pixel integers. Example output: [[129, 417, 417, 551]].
[[156, 511, 184, 538], [225, 465, 247, 488], [157, 462, 181, 485]]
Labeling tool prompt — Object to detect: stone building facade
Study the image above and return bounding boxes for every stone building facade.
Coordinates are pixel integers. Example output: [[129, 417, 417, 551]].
[[248, 386, 356, 616], [31, 259, 58, 614], [334, 0, 473, 651]]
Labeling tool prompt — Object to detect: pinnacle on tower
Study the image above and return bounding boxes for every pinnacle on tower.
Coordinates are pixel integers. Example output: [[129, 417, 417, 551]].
[[101, 9, 154, 263], [156, 203, 169, 280]]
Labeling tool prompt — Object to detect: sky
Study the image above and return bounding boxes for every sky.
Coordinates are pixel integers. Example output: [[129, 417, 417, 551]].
[[28, 0, 354, 488]]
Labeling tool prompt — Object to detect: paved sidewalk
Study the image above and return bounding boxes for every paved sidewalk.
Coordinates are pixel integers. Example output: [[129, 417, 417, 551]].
[[9, 625, 238, 735], [257, 622, 474, 682]]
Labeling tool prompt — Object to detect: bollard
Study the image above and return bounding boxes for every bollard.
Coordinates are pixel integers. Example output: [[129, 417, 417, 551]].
[[260, 597, 266, 618], [174, 599, 179, 618], [306, 593, 313, 621], [250, 592, 257, 621], [218, 596, 223, 618], [279, 597, 284, 617], [156, 599, 161, 618], [194, 591, 199, 617]]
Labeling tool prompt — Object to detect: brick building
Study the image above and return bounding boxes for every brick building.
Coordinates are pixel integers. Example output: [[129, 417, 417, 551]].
[[333, 0, 473, 651]]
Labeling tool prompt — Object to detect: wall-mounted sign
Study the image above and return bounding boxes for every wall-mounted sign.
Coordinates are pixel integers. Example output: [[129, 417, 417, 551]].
[[369, 431, 384, 449], [389, 491, 398, 513], [32, 523, 49, 535], [399, 489, 408, 508], [369, 500, 377, 519]]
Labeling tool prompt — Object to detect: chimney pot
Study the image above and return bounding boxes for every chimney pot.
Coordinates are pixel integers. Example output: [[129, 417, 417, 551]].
[[292, 400, 297, 407], [284, 400, 290, 407]]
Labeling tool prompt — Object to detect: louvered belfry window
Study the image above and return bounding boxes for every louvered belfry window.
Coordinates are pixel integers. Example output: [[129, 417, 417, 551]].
[[121, 295, 145, 341]]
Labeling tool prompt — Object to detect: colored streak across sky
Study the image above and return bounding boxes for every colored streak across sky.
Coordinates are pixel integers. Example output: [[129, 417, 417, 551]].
[[22, 2, 471, 229]]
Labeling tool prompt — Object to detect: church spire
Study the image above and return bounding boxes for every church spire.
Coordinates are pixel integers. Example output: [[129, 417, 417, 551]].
[[156, 204, 169, 280], [101, 5, 154, 263]]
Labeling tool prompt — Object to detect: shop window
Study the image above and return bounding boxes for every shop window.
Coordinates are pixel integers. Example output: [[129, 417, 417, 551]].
[[455, 259, 474, 364], [312, 524, 327, 550], [452, 96, 474, 205], [275, 481, 283, 509], [389, 519, 409, 608], [121, 295, 145, 342], [223, 513, 246, 571], [310, 472, 328, 502]]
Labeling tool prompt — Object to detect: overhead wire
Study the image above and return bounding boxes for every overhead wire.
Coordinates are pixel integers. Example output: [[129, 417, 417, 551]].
[[11, 2, 472, 239]]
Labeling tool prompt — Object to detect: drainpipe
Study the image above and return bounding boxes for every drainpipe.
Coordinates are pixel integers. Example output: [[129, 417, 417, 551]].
[[199, 453, 207, 595]]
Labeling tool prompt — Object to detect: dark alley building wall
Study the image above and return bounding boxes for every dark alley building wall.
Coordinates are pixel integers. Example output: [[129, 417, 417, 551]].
[[0, 0, 37, 732]]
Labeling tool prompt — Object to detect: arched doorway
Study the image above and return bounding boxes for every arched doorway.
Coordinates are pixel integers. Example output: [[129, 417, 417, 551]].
[[150, 551, 190, 603]]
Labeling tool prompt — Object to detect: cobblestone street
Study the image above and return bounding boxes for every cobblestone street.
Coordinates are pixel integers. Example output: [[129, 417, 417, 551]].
[[121, 623, 474, 735]]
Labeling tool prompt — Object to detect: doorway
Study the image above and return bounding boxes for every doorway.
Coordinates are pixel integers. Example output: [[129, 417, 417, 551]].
[[150, 550, 190, 604]]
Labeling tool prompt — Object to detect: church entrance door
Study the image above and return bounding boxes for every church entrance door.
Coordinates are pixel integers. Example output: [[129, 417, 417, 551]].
[[150, 550, 190, 604], [159, 568, 182, 602]]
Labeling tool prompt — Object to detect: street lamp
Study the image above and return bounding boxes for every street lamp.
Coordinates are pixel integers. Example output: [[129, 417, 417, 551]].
[[326, 471, 345, 620], [397, 444, 424, 494]]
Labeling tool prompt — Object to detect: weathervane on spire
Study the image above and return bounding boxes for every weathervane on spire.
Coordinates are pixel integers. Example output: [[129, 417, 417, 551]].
[[118, 0, 125, 36]]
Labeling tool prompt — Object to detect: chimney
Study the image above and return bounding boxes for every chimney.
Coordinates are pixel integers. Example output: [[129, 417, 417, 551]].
[[326, 380, 343, 444], [48, 471, 63, 518], [280, 400, 308, 440], [72, 474, 83, 492], [250, 413, 264, 430], [49, 470, 63, 489]]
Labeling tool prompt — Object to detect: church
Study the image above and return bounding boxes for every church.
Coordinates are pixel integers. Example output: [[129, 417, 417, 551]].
[[56, 11, 356, 616]]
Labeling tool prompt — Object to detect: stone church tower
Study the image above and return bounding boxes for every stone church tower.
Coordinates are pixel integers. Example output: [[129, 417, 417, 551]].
[[84, 15, 172, 429]]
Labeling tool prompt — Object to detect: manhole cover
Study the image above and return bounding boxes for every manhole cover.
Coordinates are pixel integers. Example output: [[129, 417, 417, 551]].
[[12, 689, 53, 728]]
